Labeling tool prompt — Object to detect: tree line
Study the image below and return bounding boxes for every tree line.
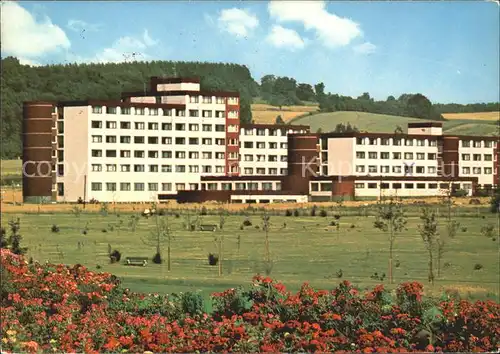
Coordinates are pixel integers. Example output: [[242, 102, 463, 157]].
[[1, 57, 498, 159]]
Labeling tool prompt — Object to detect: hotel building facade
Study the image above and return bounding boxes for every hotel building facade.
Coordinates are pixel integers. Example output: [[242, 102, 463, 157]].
[[22, 77, 498, 204]]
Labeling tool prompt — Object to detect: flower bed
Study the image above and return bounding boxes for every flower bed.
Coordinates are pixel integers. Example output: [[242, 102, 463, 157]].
[[1, 249, 499, 353]]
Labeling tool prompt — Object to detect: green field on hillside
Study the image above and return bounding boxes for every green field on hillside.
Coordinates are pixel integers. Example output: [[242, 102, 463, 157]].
[[290, 111, 498, 135], [1, 209, 498, 300]]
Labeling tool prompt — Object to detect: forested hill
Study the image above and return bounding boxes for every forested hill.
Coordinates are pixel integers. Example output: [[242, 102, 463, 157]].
[[0, 57, 259, 159]]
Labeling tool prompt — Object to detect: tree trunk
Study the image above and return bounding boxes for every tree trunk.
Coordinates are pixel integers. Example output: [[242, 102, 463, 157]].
[[428, 249, 434, 285], [167, 244, 171, 271], [389, 225, 394, 284], [218, 235, 223, 277]]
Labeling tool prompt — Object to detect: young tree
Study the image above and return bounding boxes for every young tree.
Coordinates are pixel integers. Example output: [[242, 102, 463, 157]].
[[373, 197, 407, 283], [217, 207, 228, 276], [262, 210, 272, 273], [6, 218, 27, 255], [438, 183, 460, 277], [142, 209, 173, 270], [418, 208, 439, 285]]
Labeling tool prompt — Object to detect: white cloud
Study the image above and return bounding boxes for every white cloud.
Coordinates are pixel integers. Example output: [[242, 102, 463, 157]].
[[217, 8, 259, 37], [266, 25, 306, 50], [67, 19, 102, 32], [353, 42, 377, 55], [0, 1, 70, 58], [18, 57, 41, 66], [268, 1, 362, 48], [68, 29, 159, 64]]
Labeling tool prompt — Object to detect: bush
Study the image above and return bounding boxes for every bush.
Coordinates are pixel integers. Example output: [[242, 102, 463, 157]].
[[200, 206, 208, 216], [51, 225, 60, 233], [461, 226, 468, 232], [208, 253, 219, 266], [451, 189, 468, 197], [329, 221, 337, 227], [319, 209, 327, 217], [310, 206, 317, 217], [293, 209, 300, 217], [285, 209, 293, 217], [152, 252, 162, 264], [242, 218, 252, 226], [179, 291, 205, 316], [157, 209, 166, 216], [109, 250, 121, 264], [175, 213, 180, 218], [474, 263, 483, 270]]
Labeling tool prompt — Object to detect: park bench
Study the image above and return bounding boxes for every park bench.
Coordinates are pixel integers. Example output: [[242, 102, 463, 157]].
[[199, 224, 217, 232], [125, 257, 149, 266]]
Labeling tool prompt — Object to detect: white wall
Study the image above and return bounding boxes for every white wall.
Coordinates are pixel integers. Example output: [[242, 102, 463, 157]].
[[458, 139, 496, 185]]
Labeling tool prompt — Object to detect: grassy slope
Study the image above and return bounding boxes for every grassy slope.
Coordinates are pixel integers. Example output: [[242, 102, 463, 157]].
[[290, 111, 498, 135], [442, 112, 499, 121], [1, 211, 498, 299]]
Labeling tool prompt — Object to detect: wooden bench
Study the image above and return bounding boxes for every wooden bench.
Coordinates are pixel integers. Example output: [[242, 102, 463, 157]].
[[125, 257, 149, 266], [200, 224, 217, 232]]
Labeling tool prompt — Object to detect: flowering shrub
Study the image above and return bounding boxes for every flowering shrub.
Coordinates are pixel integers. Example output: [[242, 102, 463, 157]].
[[1, 249, 499, 353]]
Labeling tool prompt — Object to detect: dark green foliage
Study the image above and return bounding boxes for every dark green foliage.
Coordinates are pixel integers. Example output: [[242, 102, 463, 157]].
[[319, 209, 328, 217], [490, 187, 500, 213], [1, 57, 256, 158], [293, 209, 300, 217], [474, 263, 483, 270], [51, 224, 60, 233], [4, 218, 27, 255], [333, 122, 359, 133], [310, 205, 317, 217], [242, 218, 252, 226], [200, 206, 208, 216], [285, 209, 293, 217], [152, 252, 162, 264], [208, 253, 219, 266], [275, 115, 285, 124], [110, 250, 121, 263]]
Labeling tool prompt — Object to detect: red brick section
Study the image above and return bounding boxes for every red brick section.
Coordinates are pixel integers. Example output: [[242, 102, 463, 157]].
[[494, 144, 499, 187], [225, 98, 240, 176], [442, 137, 459, 179], [332, 179, 355, 197], [22, 102, 54, 199], [283, 134, 319, 194]]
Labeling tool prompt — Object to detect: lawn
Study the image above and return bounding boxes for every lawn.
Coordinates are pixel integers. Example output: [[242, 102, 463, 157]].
[[251, 103, 319, 124], [2, 207, 498, 301], [0, 159, 21, 177], [290, 111, 498, 136]]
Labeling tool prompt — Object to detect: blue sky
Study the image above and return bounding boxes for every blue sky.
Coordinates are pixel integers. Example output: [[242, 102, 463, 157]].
[[1, 1, 499, 104]]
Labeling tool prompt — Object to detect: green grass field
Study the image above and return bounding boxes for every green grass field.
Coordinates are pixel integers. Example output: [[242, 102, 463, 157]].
[[290, 111, 498, 136], [2, 208, 498, 301], [1, 159, 21, 177]]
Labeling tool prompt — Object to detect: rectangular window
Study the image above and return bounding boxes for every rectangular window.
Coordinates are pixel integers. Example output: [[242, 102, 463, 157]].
[[162, 151, 172, 158], [381, 138, 390, 146], [91, 164, 102, 172], [189, 96, 199, 103], [269, 168, 278, 175], [368, 152, 377, 159], [356, 137, 365, 145], [462, 154, 470, 161], [202, 110, 212, 118], [215, 152, 225, 159], [106, 136, 117, 143], [105, 121, 116, 129], [392, 166, 402, 173], [393, 139, 402, 146], [134, 137, 144, 144], [107, 107, 117, 114], [176, 165, 186, 173], [162, 137, 172, 145], [416, 140, 425, 146], [148, 122, 158, 130], [216, 166, 224, 173], [416, 153, 425, 160], [120, 164, 130, 172], [355, 165, 365, 173], [215, 124, 225, 132], [106, 183, 117, 191], [175, 137, 186, 145], [428, 183, 438, 189], [91, 182, 102, 191], [120, 150, 130, 158], [189, 110, 199, 117], [404, 183, 414, 189], [244, 168, 253, 175], [368, 165, 377, 173], [393, 152, 401, 159], [380, 166, 390, 173], [120, 183, 131, 191], [135, 107, 145, 115], [484, 154, 493, 161], [162, 123, 172, 131], [484, 167, 493, 174], [429, 140, 437, 147], [148, 183, 158, 191], [473, 140, 482, 148], [161, 165, 172, 173], [106, 164, 117, 172], [149, 108, 158, 116], [92, 135, 102, 143], [120, 136, 131, 144], [148, 151, 158, 158], [176, 183, 186, 191], [121, 107, 131, 115], [135, 122, 145, 130], [355, 183, 365, 189], [380, 183, 390, 189], [202, 152, 212, 159], [417, 183, 426, 189], [462, 167, 470, 174], [405, 139, 413, 146], [189, 137, 199, 145], [427, 153, 436, 160], [485, 141, 493, 148], [256, 168, 265, 175], [473, 167, 481, 174], [162, 183, 172, 191], [380, 152, 389, 159], [149, 165, 158, 173], [134, 183, 145, 191], [175, 123, 185, 131], [202, 124, 212, 132], [148, 137, 158, 144], [92, 106, 103, 114], [215, 138, 225, 145], [189, 165, 199, 173], [134, 164, 145, 172], [462, 140, 470, 148], [134, 150, 145, 158], [416, 166, 425, 174], [175, 151, 186, 159], [392, 183, 402, 189], [105, 150, 116, 158], [244, 142, 253, 148], [428, 166, 436, 174], [189, 124, 199, 131], [189, 152, 199, 159], [176, 110, 185, 117], [90, 120, 102, 129], [473, 154, 481, 161], [369, 138, 377, 145], [368, 183, 377, 189], [202, 138, 212, 145], [404, 152, 413, 160]]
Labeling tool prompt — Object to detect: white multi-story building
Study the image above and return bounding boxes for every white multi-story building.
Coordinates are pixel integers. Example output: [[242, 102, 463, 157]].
[[22, 79, 498, 204]]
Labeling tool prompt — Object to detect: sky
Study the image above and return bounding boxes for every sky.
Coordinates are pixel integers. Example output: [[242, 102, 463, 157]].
[[1, 0, 499, 104]]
